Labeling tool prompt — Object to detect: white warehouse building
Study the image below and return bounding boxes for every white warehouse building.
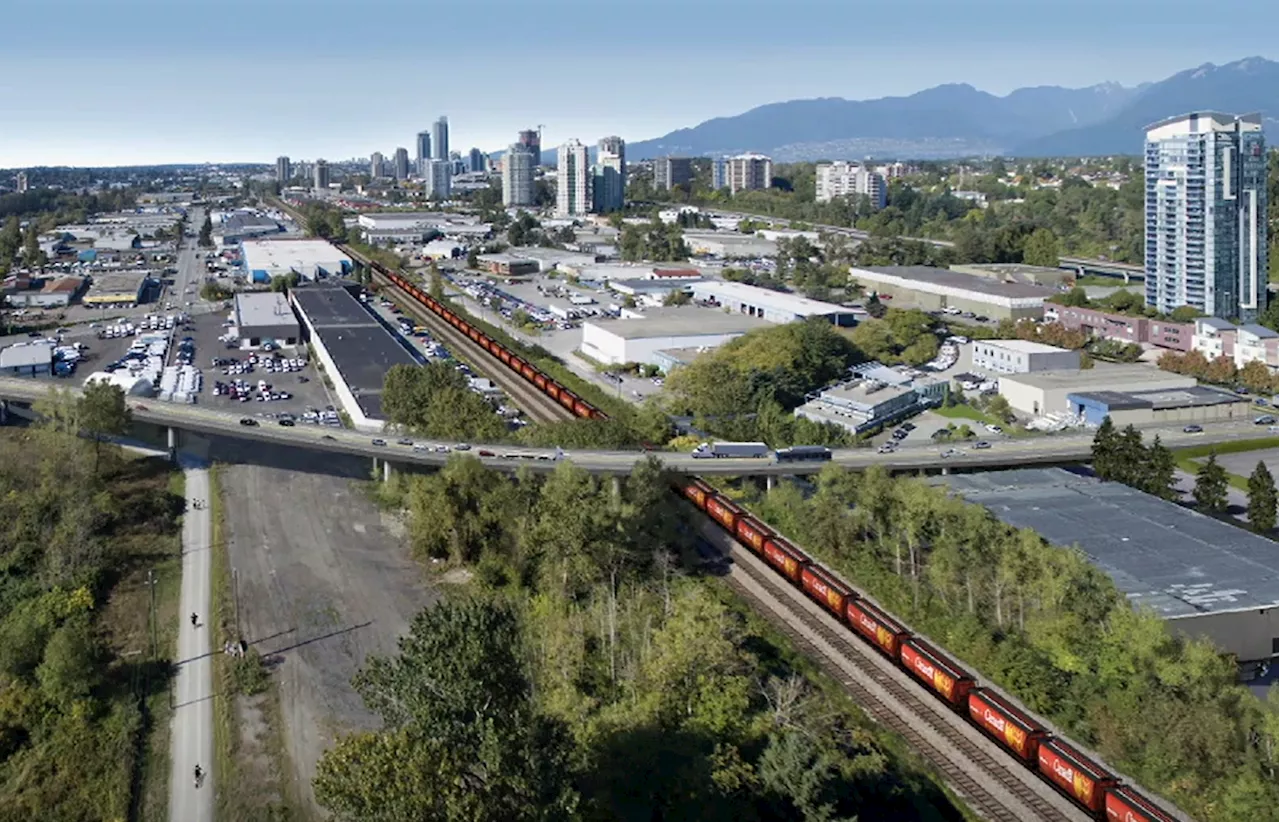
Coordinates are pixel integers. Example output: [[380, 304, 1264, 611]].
[[971, 339, 1081, 374], [690, 280, 859, 326], [580, 306, 769, 368], [241, 239, 352, 282]]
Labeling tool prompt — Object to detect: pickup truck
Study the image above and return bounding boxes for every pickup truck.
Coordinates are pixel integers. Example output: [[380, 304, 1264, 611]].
[[691, 442, 770, 459]]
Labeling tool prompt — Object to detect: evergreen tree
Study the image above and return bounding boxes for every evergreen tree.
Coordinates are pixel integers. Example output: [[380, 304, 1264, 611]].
[[1192, 454, 1229, 513], [1142, 435, 1177, 500], [1246, 461, 1278, 533], [1091, 416, 1118, 480], [1114, 424, 1145, 486], [198, 214, 213, 247], [865, 292, 887, 318]]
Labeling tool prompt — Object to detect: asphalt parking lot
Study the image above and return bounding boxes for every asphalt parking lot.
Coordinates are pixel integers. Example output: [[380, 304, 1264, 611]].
[[185, 312, 340, 421]]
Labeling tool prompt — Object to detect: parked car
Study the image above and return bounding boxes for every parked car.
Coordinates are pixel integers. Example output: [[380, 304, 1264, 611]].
[[1255, 415, 1276, 426], [278, 419, 295, 427]]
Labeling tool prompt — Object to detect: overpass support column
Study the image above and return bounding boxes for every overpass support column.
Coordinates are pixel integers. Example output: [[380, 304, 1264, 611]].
[[940, 466, 950, 476], [166, 426, 177, 463], [610, 476, 622, 507], [372, 456, 380, 479], [0, 400, 7, 425], [766, 475, 776, 492], [384, 459, 392, 483]]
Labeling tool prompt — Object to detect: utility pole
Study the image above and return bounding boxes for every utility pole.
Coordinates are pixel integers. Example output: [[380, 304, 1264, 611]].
[[232, 567, 241, 640], [147, 569, 158, 659]]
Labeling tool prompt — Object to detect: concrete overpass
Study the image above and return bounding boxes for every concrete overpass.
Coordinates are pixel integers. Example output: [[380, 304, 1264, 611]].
[[0, 376, 1264, 482]]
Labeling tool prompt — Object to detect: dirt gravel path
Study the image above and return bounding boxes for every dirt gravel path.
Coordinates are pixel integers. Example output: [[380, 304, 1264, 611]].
[[220, 459, 435, 814]]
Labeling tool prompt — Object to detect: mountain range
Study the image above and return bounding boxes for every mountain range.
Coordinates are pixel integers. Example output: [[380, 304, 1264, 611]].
[[623, 57, 1278, 162]]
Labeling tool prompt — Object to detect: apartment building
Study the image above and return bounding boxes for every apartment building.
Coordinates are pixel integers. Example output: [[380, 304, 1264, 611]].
[[815, 161, 887, 208]]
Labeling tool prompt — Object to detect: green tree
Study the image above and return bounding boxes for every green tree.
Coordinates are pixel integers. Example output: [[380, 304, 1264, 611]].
[[198, 214, 213, 247], [1142, 435, 1177, 500], [1246, 462, 1278, 533], [1192, 454, 1229, 513], [1170, 305, 1203, 322], [22, 225, 46, 267], [35, 617, 102, 708], [1060, 285, 1090, 307], [1091, 416, 1119, 480], [381, 363, 508, 442], [314, 598, 579, 822], [429, 262, 445, 299], [78, 380, 133, 475], [466, 246, 479, 269], [1022, 227, 1060, 268], [865, 292, 887, 318]]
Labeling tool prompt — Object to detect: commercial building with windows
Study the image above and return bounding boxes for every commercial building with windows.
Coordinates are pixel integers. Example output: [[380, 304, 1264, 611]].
[[393, 147, 410, 180], [415, 131, 432, 175], [690, 280, 858, 326], [232, 292, 300, 349], [1144, 112, 1267, 321], [716, 153, 772, 194], [849, 265, 1052, 320], [794, 362, 946, 433], [1066, 385, 1252, 426], [939, 468, 1278, 662], [1045, 303, 1195, 352], [423, 159, 452, 200], [971, 339, 1081, 374], [653, 157, 693, 190], [84, 272, 152, 306]]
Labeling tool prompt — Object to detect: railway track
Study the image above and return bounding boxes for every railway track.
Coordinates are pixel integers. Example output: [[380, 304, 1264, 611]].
[[358, 258, 574, 426], [696, 519, 1085, 822]]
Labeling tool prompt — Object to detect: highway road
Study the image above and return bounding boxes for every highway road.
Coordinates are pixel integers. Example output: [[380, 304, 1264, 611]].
[[0, 375, 1270, 476]]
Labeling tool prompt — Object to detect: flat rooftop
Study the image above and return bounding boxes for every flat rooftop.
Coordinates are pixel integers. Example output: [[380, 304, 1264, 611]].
[[240, 239, 350, 273], [587, 306, 770, 339], [937, 468, 1278, 618], [853, 265, 1056, 299], [234, 292, 295, 328], [291, 286, 418, 420], [1069, 385, 1248, 411], [692, 280, 854, 317], [978, 339, 1073, 354], [998, 363, 1196, 391]]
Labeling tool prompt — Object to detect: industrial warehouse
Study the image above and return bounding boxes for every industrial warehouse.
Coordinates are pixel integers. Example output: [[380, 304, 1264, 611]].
[[689, 280, 860, 326], [231, 292, 300, 349], [849, 264, 1054, 320], [289, 285, 418, 429], [938, 468, 1278, 663], [994, 363, 1198, 417], [241, 239, 352, 283], [579, 306, 769, 368]]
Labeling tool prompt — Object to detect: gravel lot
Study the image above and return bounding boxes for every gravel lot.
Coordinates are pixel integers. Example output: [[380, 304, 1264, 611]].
[[217, 440, 436, 813]]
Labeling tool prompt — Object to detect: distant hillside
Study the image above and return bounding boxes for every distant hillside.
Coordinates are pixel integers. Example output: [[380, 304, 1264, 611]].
[[1011, 58, 1279, 156], [627, 83, 1137, 161], [622, 57, 1276, 161]]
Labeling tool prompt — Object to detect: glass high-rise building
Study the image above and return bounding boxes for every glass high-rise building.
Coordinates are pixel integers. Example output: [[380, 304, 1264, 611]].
[[469, 147, 486, 173], [1144, 112, 1267, 321], [393, 147, 410, 181], [431, 117, 449, 162], [415, 132, 432, 176], [275, 156, 291, 184], [592, 135, 626, 213]]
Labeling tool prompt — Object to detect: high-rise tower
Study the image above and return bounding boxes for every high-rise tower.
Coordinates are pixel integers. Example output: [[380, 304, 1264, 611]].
[[593, 135, 626, 213], [557, 139, 590, 217], [431, 116, 449, 161], [1144, 112, 1267, 321]]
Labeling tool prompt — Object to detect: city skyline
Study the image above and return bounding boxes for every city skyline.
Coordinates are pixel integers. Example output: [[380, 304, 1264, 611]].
[[1, 0, 1276, 167]]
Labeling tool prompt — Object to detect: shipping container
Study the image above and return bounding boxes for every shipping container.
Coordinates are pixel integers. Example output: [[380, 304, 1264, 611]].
[[1105, 786, 1179, 822], [800, 565, 852, 617], [1037, 739, 1117, 814], [967, 689, 1047, 763], [734, 515, 771, 554], [762, 537, 810, 583], [845, 598, 911, 659], [900, 639, 975, 710], [705, 495, 742, 531]]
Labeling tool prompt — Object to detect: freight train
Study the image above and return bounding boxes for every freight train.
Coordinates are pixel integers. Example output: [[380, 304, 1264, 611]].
[[358, 247, 1180, 822], [676, 475, 1182, 822], [363, 258, 610, 421]]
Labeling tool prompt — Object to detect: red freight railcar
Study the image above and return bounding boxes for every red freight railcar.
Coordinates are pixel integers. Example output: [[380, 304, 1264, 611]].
[[573, 399, 594, 418], [845, 597, 911, 660], [1037, 739, 1118, 815], [533, 373, 548, 391], [800, 565, 852, 618], [522, 362, 538, 382], [1105, 786, 1179, 822], [967, 688, 1048, 764], [681, 479, 715, 509], [705, 495, 742, 532], [900, 639, 976, 710], [734, 515, 771, 555], [761, 537, 810, 584], [557, 390, 578, 412]]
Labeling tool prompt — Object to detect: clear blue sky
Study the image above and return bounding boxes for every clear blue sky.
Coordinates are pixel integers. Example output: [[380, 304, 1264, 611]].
[[3, 0, 1276, 167]]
